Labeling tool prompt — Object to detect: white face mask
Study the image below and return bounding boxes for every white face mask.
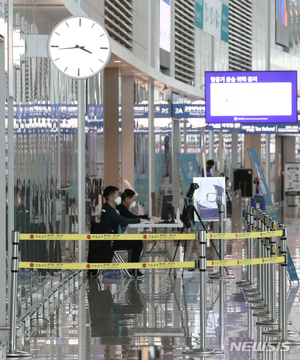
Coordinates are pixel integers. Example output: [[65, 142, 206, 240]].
[[115, 196, 122, 205], [130, 201, 136, 209]]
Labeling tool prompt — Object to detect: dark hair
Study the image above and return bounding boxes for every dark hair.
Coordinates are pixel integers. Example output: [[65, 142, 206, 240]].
[[121, 188, 136, 201], [103, 186, 119, 200], [207, 159, 214, 167]]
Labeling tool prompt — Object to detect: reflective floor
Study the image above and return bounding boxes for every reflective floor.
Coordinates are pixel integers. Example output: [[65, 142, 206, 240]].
[[18, 216, 300, 360]]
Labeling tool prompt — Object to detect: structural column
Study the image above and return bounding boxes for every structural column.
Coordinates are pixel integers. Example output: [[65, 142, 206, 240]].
[[104, 68, 119, 187], [231, 130, 239, 172], [148, 77, 155, 215], [0, 36, 6, 329], [121, 76, 135, 188], [78, 80, 85, 260], [172, 119, 180, 210], [244, 134, 261, 169]]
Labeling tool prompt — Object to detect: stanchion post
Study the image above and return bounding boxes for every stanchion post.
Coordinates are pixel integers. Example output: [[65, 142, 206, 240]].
[[240, 207, 256, 289], [252, 213, 272, 317], [260, 219, 280, 331], [183, 231, 224, 356], [249, 210, 254, 284], [257, 210, 262, 294], [219, 203, 224, 278], [267, 224, 300, 348], [265, 216, 271, 315], [237, 206, 251, 285], [209, 204, 234, 280], [7, 231, 32, 358]]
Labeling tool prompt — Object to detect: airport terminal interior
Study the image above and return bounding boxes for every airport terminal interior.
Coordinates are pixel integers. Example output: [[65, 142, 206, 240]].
[[2, 0, 300, 359]]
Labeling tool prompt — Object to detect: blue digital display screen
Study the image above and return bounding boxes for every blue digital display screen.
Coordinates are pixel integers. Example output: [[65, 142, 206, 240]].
[[205, 71, 297, 124]]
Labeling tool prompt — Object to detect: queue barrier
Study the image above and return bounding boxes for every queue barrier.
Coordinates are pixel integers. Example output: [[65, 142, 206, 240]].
[[19, 230, 282, 241], [10, 211, 295, 356], [19, 233, 196, 241], [18, 256, 285, 270]]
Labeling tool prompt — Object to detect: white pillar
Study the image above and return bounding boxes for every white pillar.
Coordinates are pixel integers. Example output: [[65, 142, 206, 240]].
[[172, 119, 180, 210], [208, 35, 215, 163], [104, 68, 119, 187], [218, 130, 223, 174], [78, 79, 85, 261], [148, 77, 155, 215], [0, 37, 6, 328], [264, 0, 271, 189], [231, 130, 239, 172], [7, 0, 14, 327]]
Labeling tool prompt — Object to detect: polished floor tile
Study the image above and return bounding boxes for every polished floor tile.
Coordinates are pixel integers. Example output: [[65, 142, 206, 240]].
[[20, 216, 300, 360]]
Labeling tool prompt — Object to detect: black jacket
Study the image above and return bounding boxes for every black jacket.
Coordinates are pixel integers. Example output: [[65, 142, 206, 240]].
[[98, 202, 140, 234]]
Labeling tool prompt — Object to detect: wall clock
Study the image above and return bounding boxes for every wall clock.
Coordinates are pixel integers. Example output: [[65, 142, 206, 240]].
[[48, 16, 111, 79]]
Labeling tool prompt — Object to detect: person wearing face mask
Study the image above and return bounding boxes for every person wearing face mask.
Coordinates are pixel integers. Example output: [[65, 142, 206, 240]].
[[87, 186, 142, 277], [116, 189, 149, 221], [187, 161, 197, 180]]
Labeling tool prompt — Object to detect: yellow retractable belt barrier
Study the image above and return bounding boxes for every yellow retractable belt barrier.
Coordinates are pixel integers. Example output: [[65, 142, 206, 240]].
[[19, 233, 196, 241], [19, 256, 285, 270], [19, 261, 196, 270], [207, 230, 283, 240], [207, 256, 285, 267], [20, 231, 282, 241]]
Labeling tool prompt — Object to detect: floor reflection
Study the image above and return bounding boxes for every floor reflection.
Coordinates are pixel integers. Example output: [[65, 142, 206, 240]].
[[25, 215, 300, 360]]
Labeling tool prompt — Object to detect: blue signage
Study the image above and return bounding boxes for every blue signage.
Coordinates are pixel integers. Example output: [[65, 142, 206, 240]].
[[134, 104, 171, 118], [173, 104, 205, 118], [248, 148, 299, 282]]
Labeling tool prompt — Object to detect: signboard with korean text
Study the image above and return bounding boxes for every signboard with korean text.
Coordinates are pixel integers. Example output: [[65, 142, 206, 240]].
[[205, 71, 297, 124], [134, 104, 171, 118], [173, 104, 205, 118], [193, 177, 226, 221], [284, 163, 300, 195], [195, 0, 229, 43]]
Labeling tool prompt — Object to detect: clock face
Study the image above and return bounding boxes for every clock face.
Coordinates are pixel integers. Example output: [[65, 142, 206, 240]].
[[48, 16, 111, 79]]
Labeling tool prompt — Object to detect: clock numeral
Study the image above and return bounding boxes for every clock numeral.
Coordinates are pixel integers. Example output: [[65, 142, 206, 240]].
[[55, 32, 60, 36], [64, 67, 68, 72], [99, 59, 104, 63], [66, 22, 69, 27], [100, 47, 108, 49], [90, 68, 93, 73], [51, 45, 59, 48], [79, 19, 81, 27], [91, 23, 95, 28], [54, 58, 59, 61], [78, 68, 80, 76], [99, 34, 104, 37]]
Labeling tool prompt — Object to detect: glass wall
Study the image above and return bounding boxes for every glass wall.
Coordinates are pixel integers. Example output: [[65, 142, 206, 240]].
[[9, 5, 104, 263]]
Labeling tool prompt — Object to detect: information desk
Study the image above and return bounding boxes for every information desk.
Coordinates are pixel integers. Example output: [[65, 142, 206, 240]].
[[127, 220, 184, 261]]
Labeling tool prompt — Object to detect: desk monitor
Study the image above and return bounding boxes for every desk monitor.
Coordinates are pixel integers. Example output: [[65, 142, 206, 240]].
[[233, 168, 253, 198], [161, 194, 174, 221]]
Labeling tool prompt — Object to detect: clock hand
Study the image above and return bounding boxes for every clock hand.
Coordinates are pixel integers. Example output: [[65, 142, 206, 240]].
[[79, 46, 92, 54], [59, 44, 80, 50]]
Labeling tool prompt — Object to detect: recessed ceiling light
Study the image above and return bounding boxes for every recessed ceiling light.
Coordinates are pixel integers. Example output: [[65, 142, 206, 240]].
[[114, 60, 121, 63]]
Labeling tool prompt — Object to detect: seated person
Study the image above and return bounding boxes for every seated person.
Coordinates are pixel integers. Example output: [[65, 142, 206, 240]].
[[87, 186, 143, 278], [116, 188, 149, 220]]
